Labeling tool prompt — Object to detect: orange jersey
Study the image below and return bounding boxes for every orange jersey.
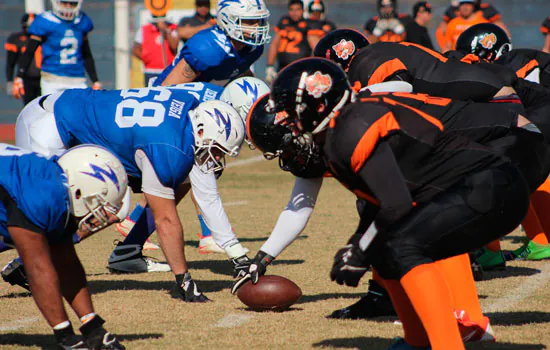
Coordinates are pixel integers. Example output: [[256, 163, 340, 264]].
[[445, 13, 488, 50]]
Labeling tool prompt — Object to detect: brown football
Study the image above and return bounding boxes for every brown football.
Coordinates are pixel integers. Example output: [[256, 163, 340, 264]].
[[237, 275, 302, 311]]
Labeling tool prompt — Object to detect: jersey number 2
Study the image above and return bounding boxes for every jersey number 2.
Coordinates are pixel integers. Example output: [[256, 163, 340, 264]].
[[60, 37, 79, 65], [115, 88, 171, 128]]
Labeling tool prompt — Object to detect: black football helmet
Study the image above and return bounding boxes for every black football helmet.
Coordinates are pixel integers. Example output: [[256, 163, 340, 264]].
[[270, 57, 354, 136], [313, 29, 370, 72], [308, 0, 325, 14], [378, 0, 397, 18], [247, 94, 327, 177], [455, 23, 512, 62]]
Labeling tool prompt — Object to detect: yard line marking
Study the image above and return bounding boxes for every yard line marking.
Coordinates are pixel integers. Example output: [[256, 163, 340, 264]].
[[214, 314, 252, 328], [224, 200, 248, 207], [483, 262, 550, 313], [226, 155, 265, 168], [0, 316, 39, 331]]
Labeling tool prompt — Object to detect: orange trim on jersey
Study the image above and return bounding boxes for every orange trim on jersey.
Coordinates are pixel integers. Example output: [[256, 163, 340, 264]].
[[381, 97, 444, 131], [516, 59, 539, 79], [371, 92, 452, 107], [400, 42, 448, 63], [350, 111, 400, 173], [353, 189, 380, 205], [308, 29, 325, 37], [4, 43, 17, 53], [368, 58, 407, 86], [542, 26, 549, 34], [35, 45, 42, 69], [460, 53, 481, 64]]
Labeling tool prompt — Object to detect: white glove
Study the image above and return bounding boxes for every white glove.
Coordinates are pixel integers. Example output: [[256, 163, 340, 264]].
[[6, 82, 13, 97], [386, 18, 405, 34], [265, 66, 276, 84]]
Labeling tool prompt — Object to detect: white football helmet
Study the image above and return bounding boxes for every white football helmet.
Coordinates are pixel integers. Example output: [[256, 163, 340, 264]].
[[57, 145, 128, 232], [221, 77, 271, 122], [51, 0, 83, 21], [189, 100, 245, 174], [216, 0, 271, 46]]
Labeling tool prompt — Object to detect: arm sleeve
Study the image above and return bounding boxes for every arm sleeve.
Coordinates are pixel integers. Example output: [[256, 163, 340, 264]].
[[189, 165, 238, 248], [356, 141, 414, 229], [16, 38, 40, 77], [260, 177, 323, 257], [135, 149, 175, 199], [82, 38, 99, 82], [542, 17, 550, 35], [482, 5, 501, 22]]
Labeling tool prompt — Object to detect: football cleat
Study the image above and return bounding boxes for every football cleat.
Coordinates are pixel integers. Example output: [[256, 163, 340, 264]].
[[197, 233, 226, 254], [108, 243, 170, 273], [327, 279, 397, 320], [115, 217, 159, 250], [455, 310, 496, 343], [1, 257, 30, 291], [471, 247, 506, 271], [513, 240, 550, 261], [173, 278, 211, 303], [387, 339, 431, 350]]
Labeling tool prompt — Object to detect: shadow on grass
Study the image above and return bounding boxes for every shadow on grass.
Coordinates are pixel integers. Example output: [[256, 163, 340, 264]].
[[502, 235, 527, 244], [89, 278, 233, 294], [298, 292, 367, 304], [487, 311, 550, 326], [0, 291, 31, 299], [188, 259, 304, 276], [481, 266, 541, 281], [0, 333, 163, 349], [313, 337, 545, 349]]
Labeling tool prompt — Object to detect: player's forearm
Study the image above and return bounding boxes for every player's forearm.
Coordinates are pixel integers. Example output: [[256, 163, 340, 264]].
[[82, 39, 99, 83], [155, 216, 188, 274], [6, 51, 18, 81], [50, 242, 94, 318], [164, 30, 180, 53], [132, 43, 142, 60], [266, 34, 280, 66], [17, 37, 40, 77], [543, 35, 550, 53]]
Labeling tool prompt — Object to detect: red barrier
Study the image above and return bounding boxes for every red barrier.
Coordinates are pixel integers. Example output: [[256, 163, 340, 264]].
[[0, 124, 15, 142]]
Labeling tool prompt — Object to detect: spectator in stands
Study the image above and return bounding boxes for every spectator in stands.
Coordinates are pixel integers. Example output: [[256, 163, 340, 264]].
[[405, 1, 434, 49], [436, 0, 507, 51], [265, 0, 320, 83], [132, 12, 179, 86], [177, 0, 216, 44], [4, 13, 41, 105], [306, 0, 337, 47], [444, 0, 487, 52], [364, 0, 409, 43], [542, 16, 550, 53]]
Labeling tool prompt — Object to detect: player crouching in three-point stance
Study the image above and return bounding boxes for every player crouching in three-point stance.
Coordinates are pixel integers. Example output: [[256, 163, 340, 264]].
[[0, 144, 126, 349], [237, 58, 542, 349]]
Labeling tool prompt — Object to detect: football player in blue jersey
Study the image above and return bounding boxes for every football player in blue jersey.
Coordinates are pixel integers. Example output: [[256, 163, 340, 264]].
[[0, 144, 126, 349], [152, 0, 270, 87], [12, 0, 102, 100], [12, 85, 245, 302]]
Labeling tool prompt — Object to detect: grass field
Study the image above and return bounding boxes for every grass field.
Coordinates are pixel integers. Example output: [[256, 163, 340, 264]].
[[1, 148, 549, 349]]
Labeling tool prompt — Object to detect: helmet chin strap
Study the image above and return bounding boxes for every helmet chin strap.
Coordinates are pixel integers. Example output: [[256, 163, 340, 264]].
[[312, 89, 353, 134]]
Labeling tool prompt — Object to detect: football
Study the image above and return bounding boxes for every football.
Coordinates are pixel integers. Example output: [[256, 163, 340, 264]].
[[237, 275, 302, 311]]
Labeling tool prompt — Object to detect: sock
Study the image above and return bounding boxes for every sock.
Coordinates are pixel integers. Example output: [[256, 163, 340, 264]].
[[175, 272, 191, 286], [522, 201, 548, 245], [400, 263, 464, 350], [485, 240, 501, 252], [436, 254, 484, 324], [198, 214, 212, 238], [384, 279, 429, 347], [122, 206, 155, 246], [128, 202, 145, 223], [146, 207, 156, 234], [530, 179, 550, 243]]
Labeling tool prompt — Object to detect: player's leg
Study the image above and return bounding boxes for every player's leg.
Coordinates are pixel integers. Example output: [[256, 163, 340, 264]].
[[191, 190, 224, 254], [372, 163, 530, 349]]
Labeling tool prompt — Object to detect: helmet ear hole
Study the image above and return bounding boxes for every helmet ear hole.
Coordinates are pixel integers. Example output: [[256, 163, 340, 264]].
[[75, 189, 82, 200]]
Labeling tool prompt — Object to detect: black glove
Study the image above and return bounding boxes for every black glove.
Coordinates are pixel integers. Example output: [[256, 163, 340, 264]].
[[231, 255, 252, 278], [54, 324, 87, 349], [231, 250, 273, 294], [1, 258, 30, 291], [330, 244, 370, 287], [80, 315, 125, 350], [174, 272, 210, 302]]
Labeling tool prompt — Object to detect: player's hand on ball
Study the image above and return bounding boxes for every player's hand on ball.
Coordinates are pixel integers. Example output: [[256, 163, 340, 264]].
[[330, 244, 369, 287], [231, 250, 274, 294], [80, 315, 125, 349]]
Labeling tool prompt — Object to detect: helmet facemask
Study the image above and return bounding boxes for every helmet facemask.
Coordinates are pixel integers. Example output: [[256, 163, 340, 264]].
[[75, 192, 121, 233], [221, 14, 271, 46], [51, 0, 82, 21]]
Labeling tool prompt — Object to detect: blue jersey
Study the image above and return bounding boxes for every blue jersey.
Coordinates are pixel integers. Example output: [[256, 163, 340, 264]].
[[0, 145, 71, 246], [53, 85, 221, 189], [28, 11, 94, 77], [154, 26, 264, 87]]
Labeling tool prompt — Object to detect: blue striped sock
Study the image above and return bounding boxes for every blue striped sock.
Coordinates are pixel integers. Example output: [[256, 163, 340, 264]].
[[198, 214, 212, 237]]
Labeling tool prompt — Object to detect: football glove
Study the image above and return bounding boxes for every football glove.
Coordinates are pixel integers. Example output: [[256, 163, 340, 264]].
[[330, 244, 369, 287], [231, 254, 252, 278], [92, 82, 102, 90], [80, 315, 125, 350], [1, 258, 29, 291], [174, 272, 210, 302], [265, 66, 276, 84], [6, 82, 13, 97], [231, 250, 273, 294], [12, 77, 24, 99]]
